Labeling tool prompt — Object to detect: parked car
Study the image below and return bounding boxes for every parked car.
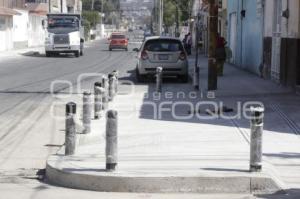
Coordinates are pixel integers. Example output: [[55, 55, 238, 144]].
[[134, 36, 189, 83], [109, 33, 129, 51]]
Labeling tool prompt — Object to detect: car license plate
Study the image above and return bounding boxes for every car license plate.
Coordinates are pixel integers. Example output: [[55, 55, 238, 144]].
[[159, 54, 169, 60]]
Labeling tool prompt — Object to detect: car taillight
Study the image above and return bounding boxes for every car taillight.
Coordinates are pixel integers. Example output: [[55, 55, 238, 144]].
[[179, 52, 186, 60], [141, 51, 148, 60]]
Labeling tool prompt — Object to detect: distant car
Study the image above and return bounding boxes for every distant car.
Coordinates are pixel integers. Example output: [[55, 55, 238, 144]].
[[109, 33, 129, 51], [134, 36, 189, 83]]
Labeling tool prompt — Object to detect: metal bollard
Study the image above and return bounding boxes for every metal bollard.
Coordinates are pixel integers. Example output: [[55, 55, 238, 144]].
[[65, 102, 77, 156], [193, 66, 200, 90], [112, 70, 119, 94], [94, 82, 103, 119], [250, 106, 264, 172], [156, 67, 163, 93], [106, 110, 118, 171], [102, 76, 109, 110], [108, 73, 115, 101], [83, 91, 92, 134]]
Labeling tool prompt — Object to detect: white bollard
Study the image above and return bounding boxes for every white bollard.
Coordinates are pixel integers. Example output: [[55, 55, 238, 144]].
[[94, 82, 103, 119], [65, 102, 77, 155], [106, 110, 118, 171], [250, 106, 264, 172], [83, 92, 92, 134], [102, 76, 109, 110], [156, 67, 163, 93]]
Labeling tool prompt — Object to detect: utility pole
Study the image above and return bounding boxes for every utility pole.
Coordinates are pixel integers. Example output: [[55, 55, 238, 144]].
[[175, 2, 179, 37], [158, 0, 163, 35], [91, 0, 95, 10], [48, 0, 51, 13], [194, 13, 200, 90], [60, 0, 63, 13], [207, 0, 218, 91]]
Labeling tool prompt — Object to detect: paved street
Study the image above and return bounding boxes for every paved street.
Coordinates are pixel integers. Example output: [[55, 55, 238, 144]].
[[1, 36, 300, 199], [0, 38, 139, 194]]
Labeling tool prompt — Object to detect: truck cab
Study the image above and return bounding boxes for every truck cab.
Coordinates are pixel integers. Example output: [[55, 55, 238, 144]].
[[44, 14, 84, 57]]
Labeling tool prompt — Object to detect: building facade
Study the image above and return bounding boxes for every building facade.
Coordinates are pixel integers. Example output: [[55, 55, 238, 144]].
[[227, 0, 264, 74], [0, 0, 82, 51], [263, 0, 300, 89], [0, 0, 22, 51]]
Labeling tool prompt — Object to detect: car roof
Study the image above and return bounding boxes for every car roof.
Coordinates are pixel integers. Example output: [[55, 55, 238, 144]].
[[111, 32, 125, 35], [144, 36, 181, 42]]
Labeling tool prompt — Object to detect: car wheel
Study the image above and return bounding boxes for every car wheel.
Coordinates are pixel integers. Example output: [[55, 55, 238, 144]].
[[80, 50, 83, 56], [75, 51, 80, 57], [125, 48, 128, 51], [45, 52, 51, 57], [179, 74, 189, 83], [109, 48, 112, 51], [136, 68, 145, 83]]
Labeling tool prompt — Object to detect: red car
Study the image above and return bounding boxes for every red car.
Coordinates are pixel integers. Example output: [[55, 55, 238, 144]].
[[109, 33, 129, 51]]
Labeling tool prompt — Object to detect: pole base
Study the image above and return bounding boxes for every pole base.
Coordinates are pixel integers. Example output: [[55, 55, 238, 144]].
[[250, 164, 262, 172], [106, 163, 117, 171]]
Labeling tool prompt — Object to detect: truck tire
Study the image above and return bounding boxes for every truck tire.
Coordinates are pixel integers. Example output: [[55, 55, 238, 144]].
[[46, 51, 51, 57], [80, 41, 84, 56]]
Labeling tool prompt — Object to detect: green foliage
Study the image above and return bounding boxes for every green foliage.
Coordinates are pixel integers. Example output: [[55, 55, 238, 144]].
[[82, 10, 100, 28], [163, 0, 177, 28], [166, 0, 192, 26], [82, 0, 120, 25], [82, 19, 91, 40]]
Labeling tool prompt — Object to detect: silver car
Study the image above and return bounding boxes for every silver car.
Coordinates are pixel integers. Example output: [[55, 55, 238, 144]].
[[134, 36, 189, 82]]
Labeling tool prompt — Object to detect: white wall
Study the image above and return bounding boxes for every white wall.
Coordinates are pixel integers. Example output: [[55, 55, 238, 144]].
[[264, 0, 300, 38], [0, 16, 13, 51], [28, 14, 46, 47], [264, 0, 273, 37], [13, 9, 29, 44], [285, 0, 300, 38]]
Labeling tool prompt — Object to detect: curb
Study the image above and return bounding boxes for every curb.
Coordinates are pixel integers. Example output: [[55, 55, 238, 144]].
[[46, 155, 282, 194]]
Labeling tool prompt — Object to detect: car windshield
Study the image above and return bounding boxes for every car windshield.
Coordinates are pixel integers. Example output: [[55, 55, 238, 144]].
[[48, 17, 79, 29], [111, 35, 126, 39], [144, 39, 183, 52]]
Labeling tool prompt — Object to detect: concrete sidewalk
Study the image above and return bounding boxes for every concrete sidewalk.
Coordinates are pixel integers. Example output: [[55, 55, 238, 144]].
[[46, 55, 300, 195]]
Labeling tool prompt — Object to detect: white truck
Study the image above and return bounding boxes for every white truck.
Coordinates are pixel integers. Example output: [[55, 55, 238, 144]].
[[44, 13, 84, 57]]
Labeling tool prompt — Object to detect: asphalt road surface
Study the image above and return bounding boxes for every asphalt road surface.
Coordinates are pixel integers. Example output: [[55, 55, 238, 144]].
[[0, 38, 138, 179], [0, 36, 299, 199]]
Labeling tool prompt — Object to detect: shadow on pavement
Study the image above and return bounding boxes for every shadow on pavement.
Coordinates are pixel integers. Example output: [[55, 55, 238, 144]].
[[256, 189, 300, 199]]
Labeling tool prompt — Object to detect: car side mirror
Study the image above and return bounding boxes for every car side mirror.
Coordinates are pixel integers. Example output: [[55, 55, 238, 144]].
[[132, 48, 139, 52]]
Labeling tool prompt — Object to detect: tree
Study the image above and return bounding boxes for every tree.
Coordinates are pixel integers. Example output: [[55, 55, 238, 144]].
[[163, 0, 176, 31], [82, 10, 100, 28], [82, 0, 121, 25]]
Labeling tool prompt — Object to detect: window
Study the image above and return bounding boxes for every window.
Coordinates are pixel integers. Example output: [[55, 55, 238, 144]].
[[144, 39, 183, 52], [111, 34, 126, 39]]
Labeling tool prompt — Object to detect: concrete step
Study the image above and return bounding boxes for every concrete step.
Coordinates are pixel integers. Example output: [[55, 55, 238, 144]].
[[46, 153, 282, 194]]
